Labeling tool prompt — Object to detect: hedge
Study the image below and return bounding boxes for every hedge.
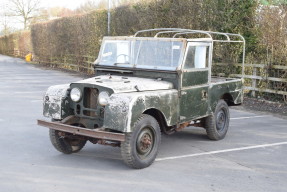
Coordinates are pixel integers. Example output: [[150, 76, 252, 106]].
[[27, 0, 257, 65], [30, 10, 107, 65], [0, 31, 32, 57], [1, 0, 286, 68]]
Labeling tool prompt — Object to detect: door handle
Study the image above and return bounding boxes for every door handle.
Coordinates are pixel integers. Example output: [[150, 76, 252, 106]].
[[202, 90, 208, 99]]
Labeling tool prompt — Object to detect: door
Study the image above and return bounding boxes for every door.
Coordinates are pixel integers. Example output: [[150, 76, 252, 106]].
[[179, 42, 211, 122]]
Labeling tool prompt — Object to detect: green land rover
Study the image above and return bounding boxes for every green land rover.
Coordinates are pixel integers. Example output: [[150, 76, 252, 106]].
[[38, 28, 245, 169]]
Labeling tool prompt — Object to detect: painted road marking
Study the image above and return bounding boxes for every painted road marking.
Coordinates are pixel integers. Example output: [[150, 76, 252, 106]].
[[156, 141, 287, 161], [231, 115, 267, 120]]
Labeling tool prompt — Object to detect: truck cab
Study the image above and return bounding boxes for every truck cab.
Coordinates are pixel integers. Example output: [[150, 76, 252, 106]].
[[38, 28, 245, 169]]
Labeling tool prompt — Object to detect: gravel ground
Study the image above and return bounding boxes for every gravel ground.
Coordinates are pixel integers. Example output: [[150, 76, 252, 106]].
[[237, 97, 287, 119]]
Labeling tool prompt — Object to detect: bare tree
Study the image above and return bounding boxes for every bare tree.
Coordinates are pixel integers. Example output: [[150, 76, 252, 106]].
[[0, 15, 13, 36], [0, 2, 11, 35], [8, 0, 41, 29], [0, 16, 11, 35]]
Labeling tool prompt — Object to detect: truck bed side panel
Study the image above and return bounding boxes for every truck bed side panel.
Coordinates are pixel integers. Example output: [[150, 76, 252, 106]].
[[209, 79, 243, 112]]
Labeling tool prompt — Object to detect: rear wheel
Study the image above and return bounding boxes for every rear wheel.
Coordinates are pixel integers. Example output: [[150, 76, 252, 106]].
[[121, 114, 161, 169], [49, 123, 87, 154], [204, 99, 230, 140]]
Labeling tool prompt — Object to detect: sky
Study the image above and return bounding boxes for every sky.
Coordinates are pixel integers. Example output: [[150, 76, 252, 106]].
[[0, 0, 92, 10], [41, 0, 92, 10], [0, 0, 105, 32]]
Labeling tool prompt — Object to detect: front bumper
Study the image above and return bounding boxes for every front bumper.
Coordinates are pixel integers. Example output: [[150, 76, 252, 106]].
[[37, 120, 125, 142]]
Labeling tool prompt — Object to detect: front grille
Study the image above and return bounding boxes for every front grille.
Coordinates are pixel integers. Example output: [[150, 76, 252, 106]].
[[83, 88, 98, 117]]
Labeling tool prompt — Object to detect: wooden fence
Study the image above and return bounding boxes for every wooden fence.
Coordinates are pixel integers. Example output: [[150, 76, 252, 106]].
[[36, 54, 96, 74], [214, 63, 287, 103], [13, 49, 30, 58], [1, 49, 30, 58]]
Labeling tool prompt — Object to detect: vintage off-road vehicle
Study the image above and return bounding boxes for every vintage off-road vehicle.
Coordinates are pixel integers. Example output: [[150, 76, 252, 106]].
[[38, 28, 245, 169]]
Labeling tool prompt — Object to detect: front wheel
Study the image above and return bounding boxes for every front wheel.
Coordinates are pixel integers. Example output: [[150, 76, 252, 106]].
[[49, 128, 87, 154], [204, 99, 230, 140], [121, 114, 161, 169]]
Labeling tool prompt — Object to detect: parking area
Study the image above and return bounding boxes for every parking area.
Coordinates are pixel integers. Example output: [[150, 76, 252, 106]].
[[0, 54, 286, 192]]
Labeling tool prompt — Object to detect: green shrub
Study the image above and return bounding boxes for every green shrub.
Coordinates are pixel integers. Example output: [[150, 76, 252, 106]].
[[0, 31, 32, 57], [31, 10, 107, 66], [28, 0, 257, 65]]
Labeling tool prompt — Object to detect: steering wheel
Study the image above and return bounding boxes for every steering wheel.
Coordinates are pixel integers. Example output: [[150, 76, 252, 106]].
[[117, 54, 129, 63]]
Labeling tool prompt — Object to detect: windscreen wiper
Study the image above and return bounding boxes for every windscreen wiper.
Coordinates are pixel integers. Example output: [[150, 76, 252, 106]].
[[114, 62, 130, 66]]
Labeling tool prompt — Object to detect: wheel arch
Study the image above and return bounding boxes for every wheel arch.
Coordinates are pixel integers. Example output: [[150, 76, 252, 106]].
[[143, 108, 169, 133], [220, 93, 234, 106]]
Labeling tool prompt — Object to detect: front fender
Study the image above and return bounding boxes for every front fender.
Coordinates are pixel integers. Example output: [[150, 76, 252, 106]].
[[103, 90, 179, 132], [43, 84, 72, 120]]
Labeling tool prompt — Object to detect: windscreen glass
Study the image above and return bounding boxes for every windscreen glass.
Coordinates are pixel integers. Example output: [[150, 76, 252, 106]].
[[98, 39, 183, 70], [99, 40, 131, 66]]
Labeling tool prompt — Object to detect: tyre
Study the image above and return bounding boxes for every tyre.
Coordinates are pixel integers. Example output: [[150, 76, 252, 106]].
[[204, 99, 230, 140], [49, 127, 87, 154], [121, 114, 161, 169]]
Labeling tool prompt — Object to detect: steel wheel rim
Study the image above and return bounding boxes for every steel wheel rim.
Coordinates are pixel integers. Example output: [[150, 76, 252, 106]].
[[216, 109, 227, 132], [136, 127, 155, 159]]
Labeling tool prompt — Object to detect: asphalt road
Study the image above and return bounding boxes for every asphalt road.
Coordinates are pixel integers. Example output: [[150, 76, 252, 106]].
[[0, 54, 286, 192]]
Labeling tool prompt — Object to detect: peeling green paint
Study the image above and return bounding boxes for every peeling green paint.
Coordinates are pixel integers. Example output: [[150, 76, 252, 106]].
[[104, 90, 179, 132]]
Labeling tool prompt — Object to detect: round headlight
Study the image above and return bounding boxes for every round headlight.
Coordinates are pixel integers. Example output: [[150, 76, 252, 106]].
[[70, 87, 81, 102], [98, 91, 110, 106]]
